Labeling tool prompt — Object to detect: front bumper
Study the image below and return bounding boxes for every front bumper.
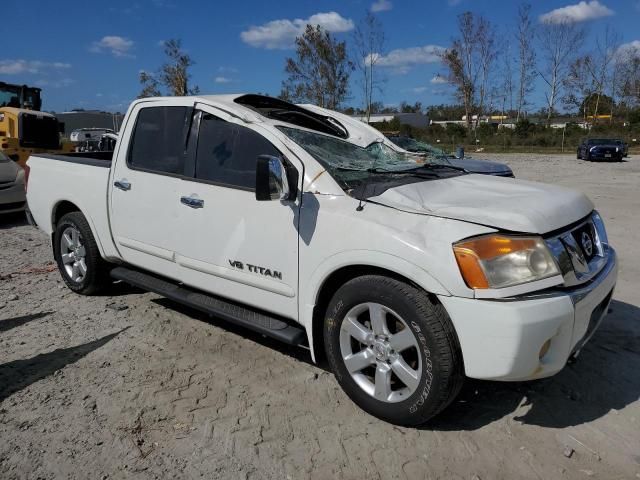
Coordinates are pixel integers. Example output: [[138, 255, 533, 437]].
[[439, 248, 617, 381], [0, 182, 26, 214], [589, 151, 622, 161]]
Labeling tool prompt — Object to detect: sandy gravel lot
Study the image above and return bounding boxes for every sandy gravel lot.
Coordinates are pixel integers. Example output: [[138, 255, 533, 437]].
[[1, 154, 639, 480]]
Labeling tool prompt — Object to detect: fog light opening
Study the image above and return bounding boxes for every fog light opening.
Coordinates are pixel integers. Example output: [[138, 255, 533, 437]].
[[539, 339, 552, 360]]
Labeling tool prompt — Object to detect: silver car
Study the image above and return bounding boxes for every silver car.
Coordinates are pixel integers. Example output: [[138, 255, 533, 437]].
[[0, 152, 26, 214]]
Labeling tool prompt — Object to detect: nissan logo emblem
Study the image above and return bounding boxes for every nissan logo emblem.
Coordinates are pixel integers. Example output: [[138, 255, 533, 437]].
[[581, 231, 593, 257]]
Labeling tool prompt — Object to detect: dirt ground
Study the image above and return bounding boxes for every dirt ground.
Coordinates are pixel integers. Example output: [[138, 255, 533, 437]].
[[1, 154, 639, 480]]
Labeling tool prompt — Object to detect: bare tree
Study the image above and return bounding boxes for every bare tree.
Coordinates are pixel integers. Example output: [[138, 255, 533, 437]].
[[282, 24, 354, 109], [352, 12, 386, 122], [495, 41, 514, 123], [139, 71, 161, 98], [515, 3, 536, 122], [537, 20, 585, 124], [138, 39, 199, 98], [440, 12, 497, 129], [616, 46, 640, 110], [475, 16, 498, 125], [562, 55, 594, 122], [564, 56, 595, 121], [587, 27, 620, 122], [563, 27, 620, 124]]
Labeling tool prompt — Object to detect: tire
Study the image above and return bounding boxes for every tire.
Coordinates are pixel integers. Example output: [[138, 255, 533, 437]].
[[53, 211, 111, 295], [577, 149, 581, 159], [323, 275, 464, 426]]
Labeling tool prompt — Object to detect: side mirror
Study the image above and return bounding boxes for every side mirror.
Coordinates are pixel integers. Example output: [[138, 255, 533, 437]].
[[256, 155, 291, 201]]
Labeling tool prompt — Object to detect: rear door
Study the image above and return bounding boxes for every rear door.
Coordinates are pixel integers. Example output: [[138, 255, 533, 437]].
[[174, 105, 303, 319], [109, 101, 193, 278]]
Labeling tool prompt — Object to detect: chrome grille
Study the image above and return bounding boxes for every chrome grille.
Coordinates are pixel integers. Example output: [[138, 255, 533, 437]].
[[545, 212, 610, 287]]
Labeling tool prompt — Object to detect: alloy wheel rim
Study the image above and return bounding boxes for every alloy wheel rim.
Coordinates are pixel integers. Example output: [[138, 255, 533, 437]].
[[339, 302, 422, 403], [60, 226, 87, 283]]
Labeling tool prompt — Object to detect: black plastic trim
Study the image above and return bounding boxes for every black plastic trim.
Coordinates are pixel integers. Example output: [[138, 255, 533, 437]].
[[110, 266, 306, 346]]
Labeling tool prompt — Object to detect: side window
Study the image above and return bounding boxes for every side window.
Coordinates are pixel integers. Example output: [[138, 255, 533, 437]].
[[128, 106, 188, 175], [195, 113, 280, 189]]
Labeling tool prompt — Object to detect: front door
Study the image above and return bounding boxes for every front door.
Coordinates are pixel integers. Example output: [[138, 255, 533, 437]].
[[174, 106, 302, 319]]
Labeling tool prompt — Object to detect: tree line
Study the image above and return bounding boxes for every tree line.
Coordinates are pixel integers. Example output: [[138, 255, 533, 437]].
[[138, 6, 640, 130]]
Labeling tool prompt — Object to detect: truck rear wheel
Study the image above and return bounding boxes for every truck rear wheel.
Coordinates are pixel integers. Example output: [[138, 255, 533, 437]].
[[53, 211, 111, 295], [323, 275, 464, 426]]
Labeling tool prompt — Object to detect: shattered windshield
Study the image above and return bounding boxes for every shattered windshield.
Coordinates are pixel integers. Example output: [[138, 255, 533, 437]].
[[393, 137, 445, 155], [279, 126, 424, 185], [278, 126, 464, 193], [388, 137, 454, 164]]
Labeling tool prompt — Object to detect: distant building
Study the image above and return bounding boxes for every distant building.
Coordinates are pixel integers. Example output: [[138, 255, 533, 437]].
[[55, 110, 124, 136], [352, 112, 429, 128]]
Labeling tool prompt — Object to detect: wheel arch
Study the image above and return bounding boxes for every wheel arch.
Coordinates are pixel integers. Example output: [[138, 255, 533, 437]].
[[50, 200, 107, 258], [304, 254, 450, 365]]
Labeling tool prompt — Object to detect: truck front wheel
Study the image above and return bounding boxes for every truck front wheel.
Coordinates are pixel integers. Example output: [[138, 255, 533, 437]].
[[53, 211, 111, 295], [323, 275, 464, 426]]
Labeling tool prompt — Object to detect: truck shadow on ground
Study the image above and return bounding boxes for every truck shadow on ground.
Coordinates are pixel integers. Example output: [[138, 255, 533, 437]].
[[152, 298, 328, 370], [152, 297, 639, 430], [0, 311, 53, 334], [0, 327, 129, 403], [428, 299, 640, 431]]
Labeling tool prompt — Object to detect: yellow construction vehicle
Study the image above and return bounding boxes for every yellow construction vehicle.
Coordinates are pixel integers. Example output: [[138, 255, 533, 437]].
[[0, 82, 73, 167]]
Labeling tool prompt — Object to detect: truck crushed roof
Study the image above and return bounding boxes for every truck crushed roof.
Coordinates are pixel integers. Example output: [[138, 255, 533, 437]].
[[233, 94, 348, 139]]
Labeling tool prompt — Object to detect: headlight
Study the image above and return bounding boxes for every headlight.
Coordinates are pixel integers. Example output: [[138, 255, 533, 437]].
[[591, 210, 608, 246], [15, 167, 25, 184], [453, 234, 560, 289]]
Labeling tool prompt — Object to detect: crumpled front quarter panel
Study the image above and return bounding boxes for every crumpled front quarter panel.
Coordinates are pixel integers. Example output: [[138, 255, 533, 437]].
[[298, 193, 495, 326]]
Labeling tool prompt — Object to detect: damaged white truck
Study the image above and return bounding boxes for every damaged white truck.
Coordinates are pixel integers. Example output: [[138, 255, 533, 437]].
[[25, 94, 617, 426]]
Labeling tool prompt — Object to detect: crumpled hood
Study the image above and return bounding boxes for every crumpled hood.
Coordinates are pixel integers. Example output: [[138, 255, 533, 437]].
[[370, 174, 594, 234]]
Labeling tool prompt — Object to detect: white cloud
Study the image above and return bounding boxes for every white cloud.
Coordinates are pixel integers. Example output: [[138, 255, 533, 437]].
[[240, 11, 354, 49], [90, 36, 135, 57], [34, 78, 75, 88], [371, 0, 392, 12], [430, 75, 448, 84], [367, 45, 444, 74], [539, 1, 614, 24], [617, 40, 640, 58], [0, 59, 71, 75], [411, 86, 428, 93], [214, 76, 232, 84]]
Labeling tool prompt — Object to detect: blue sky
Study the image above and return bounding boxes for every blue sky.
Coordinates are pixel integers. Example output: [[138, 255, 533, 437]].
[[4, 0, 639, 113]]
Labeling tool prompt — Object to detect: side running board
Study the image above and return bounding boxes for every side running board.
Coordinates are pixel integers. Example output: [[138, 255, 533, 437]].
[[110, 266, 306, 346]]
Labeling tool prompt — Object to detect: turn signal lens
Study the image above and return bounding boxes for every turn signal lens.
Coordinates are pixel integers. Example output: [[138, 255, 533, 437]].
[[453, 234, 560, 289]]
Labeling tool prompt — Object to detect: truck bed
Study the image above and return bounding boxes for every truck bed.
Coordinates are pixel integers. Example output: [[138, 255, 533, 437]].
[[35, 151, 113, 167], [26, 150, 119, 260]]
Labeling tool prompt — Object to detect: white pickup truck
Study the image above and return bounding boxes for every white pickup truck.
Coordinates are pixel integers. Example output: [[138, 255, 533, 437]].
[[26, 94, 617, 426]]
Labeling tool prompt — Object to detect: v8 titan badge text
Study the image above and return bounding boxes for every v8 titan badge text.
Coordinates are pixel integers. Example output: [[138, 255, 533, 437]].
[[229, 260, 283, 280]]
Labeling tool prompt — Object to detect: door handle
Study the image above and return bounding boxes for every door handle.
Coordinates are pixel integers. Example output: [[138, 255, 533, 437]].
[[180, 196, 204, 208], [114, 180, 131, 191]]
